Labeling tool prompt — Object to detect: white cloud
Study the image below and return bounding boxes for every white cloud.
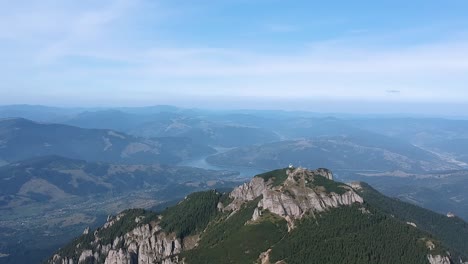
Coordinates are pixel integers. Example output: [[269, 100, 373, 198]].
[[134, 39, 468, 79], [36, 0, 134, 63]]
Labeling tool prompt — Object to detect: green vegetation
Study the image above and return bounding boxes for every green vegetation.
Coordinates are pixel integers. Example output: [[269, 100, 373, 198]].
[[359, 182, 468, 261], [269, 205, 442, 264], [183, 199, 288, 264], [195, 198, 260, 247], [255, 168, 288, 186], [308, 174, 348, 195], [218, 192, 233, 207], [55, 232, 95, 261], [159, 190, 222, 238]]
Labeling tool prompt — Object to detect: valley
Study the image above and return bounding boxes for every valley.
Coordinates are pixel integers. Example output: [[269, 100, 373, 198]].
[[177, 148, 267, 179], [0, 178, 241, 264], [0, 155, 242, 264]]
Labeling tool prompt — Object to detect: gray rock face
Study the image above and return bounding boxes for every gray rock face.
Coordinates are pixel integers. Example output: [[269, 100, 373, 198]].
[[259, 188, 363, 218], [252, 207, 262, 221], [258, 249, 272, 264], [78, 250, 94, 263], [51, 255, 74, 264], [97, 223, 183, 264], [125, 224, 182, 264], [230, 177, 267, 201], [104, 249, 131, 264], [103, 213, 124, 229], [314, 168, 334, 180], [427, 255, 451, 264], [228, 167, 363, 225], [51, 214, 183, 264]]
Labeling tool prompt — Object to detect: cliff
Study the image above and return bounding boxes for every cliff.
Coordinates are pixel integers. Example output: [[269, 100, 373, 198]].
[[226, 167, 363, 229]]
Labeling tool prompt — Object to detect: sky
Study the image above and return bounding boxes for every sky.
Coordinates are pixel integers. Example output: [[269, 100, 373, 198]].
[[0, 0, 468, 114]]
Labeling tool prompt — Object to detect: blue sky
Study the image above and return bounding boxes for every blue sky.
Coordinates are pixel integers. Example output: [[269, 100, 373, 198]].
[[1, 0, 468, 113]]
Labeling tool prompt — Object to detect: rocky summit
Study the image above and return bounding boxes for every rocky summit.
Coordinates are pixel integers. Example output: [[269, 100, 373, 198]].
[[225, 167, 363, 230], [48, 167, 465, 264]]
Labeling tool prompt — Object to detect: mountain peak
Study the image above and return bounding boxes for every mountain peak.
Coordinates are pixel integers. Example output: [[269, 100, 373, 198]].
[[48, 167, 463, 264], [255, 167, 334, 187], [225, 167, 363, 229]]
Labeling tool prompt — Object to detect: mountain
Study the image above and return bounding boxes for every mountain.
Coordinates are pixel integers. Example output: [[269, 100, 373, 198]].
[[48, 167, 468, 264], [63, 110, 147, 132], [0, 105, 83, 123], [0, 118, 215, 165], [0, 155, 238, 205], [207, 136, 459, 173], [339, 169, 468, 221], [64, 110, 281, 148], [354, 118, 468, 165]]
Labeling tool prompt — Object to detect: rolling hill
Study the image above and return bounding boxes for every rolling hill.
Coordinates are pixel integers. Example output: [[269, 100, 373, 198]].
[[207, 136, 459, 173], [354, 118, 468, 165], [64, 110, 281, 148], [0, 118, 215, 165], [0, 155, 238, 205]]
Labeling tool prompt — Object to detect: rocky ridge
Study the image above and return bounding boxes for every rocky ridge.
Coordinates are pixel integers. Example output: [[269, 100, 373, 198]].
[[226, 167, 363, 229], [51, 213, 184, 264], [49, 167, 454, 264]]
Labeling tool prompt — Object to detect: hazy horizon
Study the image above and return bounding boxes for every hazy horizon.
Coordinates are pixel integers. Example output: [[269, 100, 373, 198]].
[[1, 101, 468, 119]]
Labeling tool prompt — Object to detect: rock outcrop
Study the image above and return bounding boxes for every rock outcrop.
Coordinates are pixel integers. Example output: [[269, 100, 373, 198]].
[[51, 255, 74, 264], [229, 177, 267, 203], [428, 255, 451, 264], [227, 167, 363, 228], [51, 214, 183, 264]]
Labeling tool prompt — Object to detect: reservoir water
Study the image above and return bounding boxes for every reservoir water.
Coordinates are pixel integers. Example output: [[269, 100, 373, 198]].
[[178, 154, 266, 180]]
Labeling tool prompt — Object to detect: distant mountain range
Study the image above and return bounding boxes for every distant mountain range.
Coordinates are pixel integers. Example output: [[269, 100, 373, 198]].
[[47, 167, 468, 264], [207, 136, 459, 173], [0, 118, 215, 165], [2, 105, 468, 163], [345, 169, 468, 221], [355, 118, 468, 164], [63, 110, 281, 147]]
